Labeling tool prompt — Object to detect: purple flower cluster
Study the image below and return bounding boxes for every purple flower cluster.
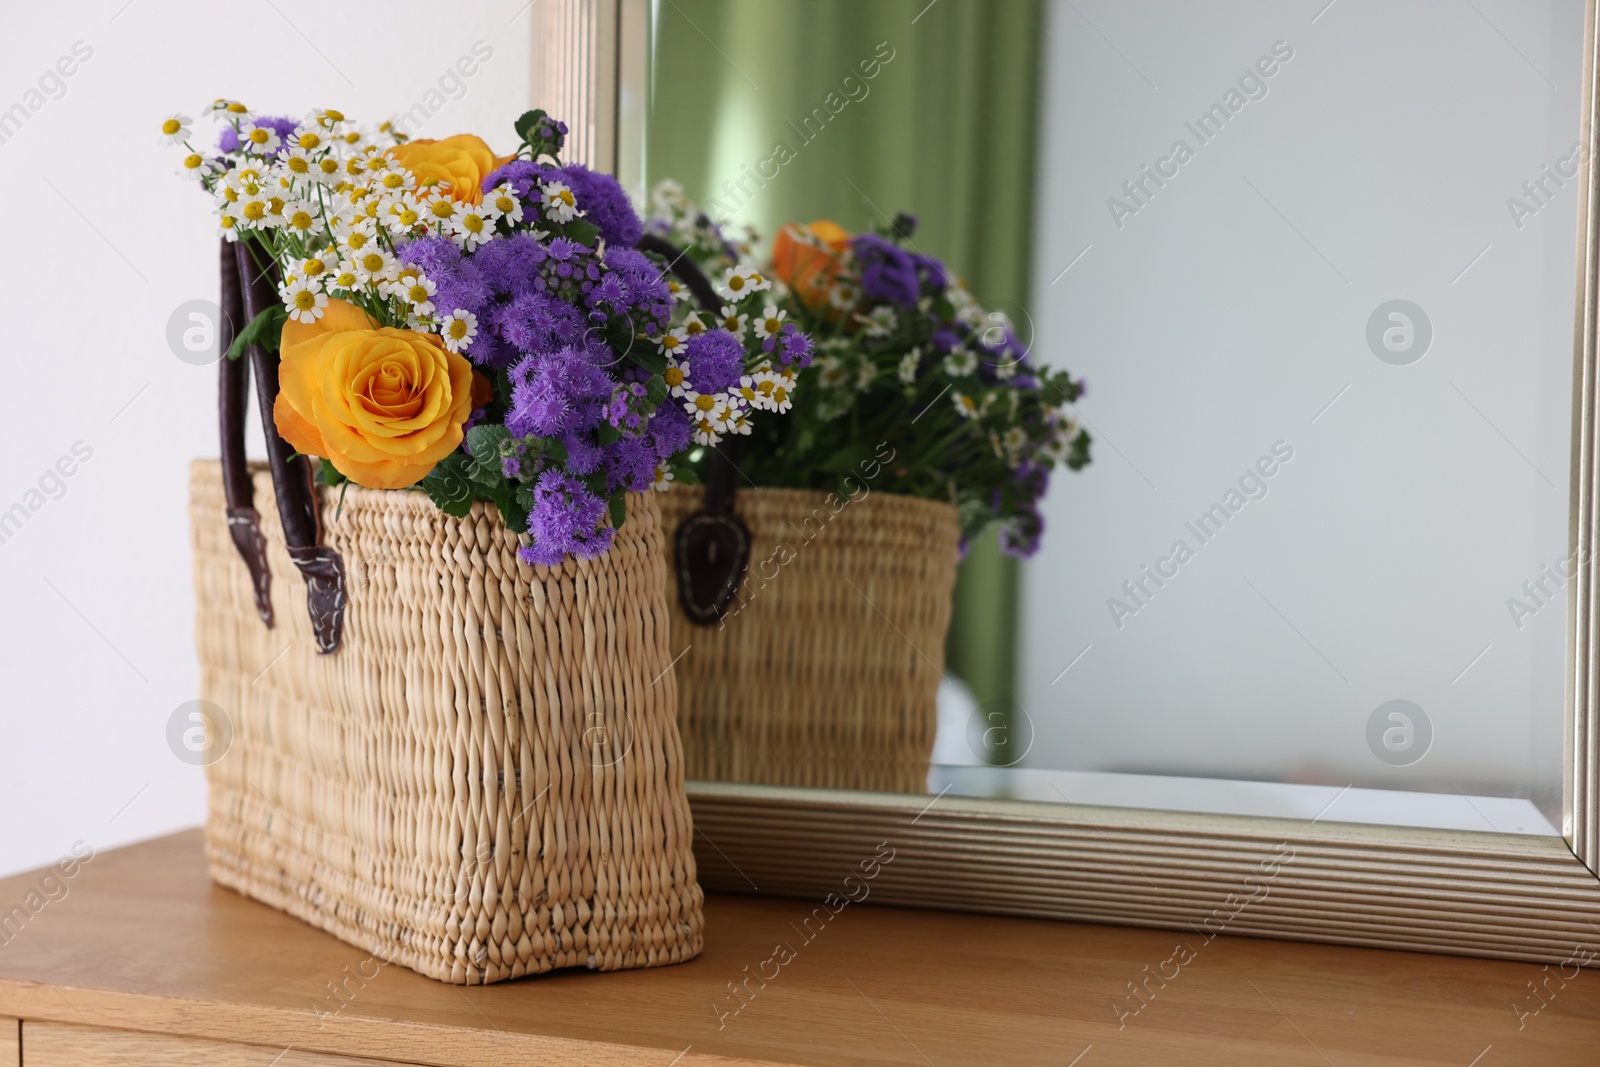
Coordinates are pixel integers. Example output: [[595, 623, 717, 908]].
[[851, 233, 921, 308], [398, 191, 702, 567], [482, 159, 643, 248]]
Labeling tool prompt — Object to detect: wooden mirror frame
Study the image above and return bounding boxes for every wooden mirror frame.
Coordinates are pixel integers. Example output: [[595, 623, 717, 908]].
[[538, 0, 1600, 966]]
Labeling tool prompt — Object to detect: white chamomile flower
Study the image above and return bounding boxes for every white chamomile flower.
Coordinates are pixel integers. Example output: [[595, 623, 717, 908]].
[[280, 199, 319, 235], [682, 391, 735, 432], [734, 375, 761, 409], [662, 355, 692, 398], [665, 277, 691, 304], [654, 326, 689, 359], [282, 147, 316, 179], [828, 279, 860, 310], [178, 152, 210, 182], [951, 391, 980, 419], [651, 466, 675, 492], [290, 125, 326, 152], [351, 247, 397, 285], [817, 356, 850, 390], [439, 309, 478, 353], [291, 250, 337, 286], [236, 193, 272, 228], [212, 99, 252, 120], [451, 203, 496, 250], [1003, 426, 1028, 454], [728, 412, 753, 436], [681, 311, 709, 337], [378, 193, 422, 235], [160, 112, 192, 146], [752, 305, 787, 340], [242, 121, 282, 156], [944, 349, 978, 377], [540, 181, 578, 223], [716, 263, 769, 302], [422, 193, 460, 229], [691, 417, 724, 447], [310, 154, 343, 185], [327, 264, 361, 291], [218, 211, 242, 242], [484, 184, 524, 225], [856, 305, 898, 339], [333, 124, 370, 155], [897, 348, 921, 384], [763, 372, 794, 414], [717, 305, 747, 338], [309, 108, 345, 130], [282, 279, 329, 324], [371, 163, 416, 195], [396, 274, 437, 316]]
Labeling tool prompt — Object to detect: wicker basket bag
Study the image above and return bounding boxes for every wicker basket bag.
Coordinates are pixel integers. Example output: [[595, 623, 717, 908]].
[[189, 242, 701, 985], [657, 484, 961, 793]]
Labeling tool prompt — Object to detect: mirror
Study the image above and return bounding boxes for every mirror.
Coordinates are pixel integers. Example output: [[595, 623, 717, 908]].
[[643, 0, 1585, 838]]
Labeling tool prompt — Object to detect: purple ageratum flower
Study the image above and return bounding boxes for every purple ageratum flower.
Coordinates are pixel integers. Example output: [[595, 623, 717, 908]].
[[683, 329, 744, 394], [506, 347, 613, 438], [399, 235, 462, 277], [472, 232, 546, 298], [930, 326, 963, 353], [603, 246, 673, 320], [604, 436, 658, 493], [482, 158, 558, 204], [495, 291, 586, 354], [519, 469, 613, 567], [558, 164, 643, 247], [647, 402, 692, 460], [912, 252, 948, 296], [852, 233, 920, 308], [777, 324, 813, 367]]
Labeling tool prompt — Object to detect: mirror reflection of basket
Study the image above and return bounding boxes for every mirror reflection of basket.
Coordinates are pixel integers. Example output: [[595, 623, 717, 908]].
[[192, 462, 704, 984], [659, 484, 961, 793]]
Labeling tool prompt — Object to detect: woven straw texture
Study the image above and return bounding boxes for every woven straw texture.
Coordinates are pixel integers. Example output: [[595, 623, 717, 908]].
[[190, 461, 703, 985], [657, 485, 961, 793]]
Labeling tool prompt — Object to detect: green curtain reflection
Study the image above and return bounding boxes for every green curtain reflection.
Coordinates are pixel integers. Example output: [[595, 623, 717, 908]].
[[647, 0, 1044, 739]]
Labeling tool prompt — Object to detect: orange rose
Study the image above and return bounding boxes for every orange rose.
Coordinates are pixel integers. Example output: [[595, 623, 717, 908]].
[[273, 299, 475, 490], [772, 220, 849, 309], [389, 133, 502, 204]]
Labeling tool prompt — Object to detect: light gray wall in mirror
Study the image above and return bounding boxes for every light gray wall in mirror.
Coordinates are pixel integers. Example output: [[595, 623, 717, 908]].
[[1021, 0, 1583, 814]]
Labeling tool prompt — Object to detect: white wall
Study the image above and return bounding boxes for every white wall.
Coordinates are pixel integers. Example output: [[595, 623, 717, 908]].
[[1022, 0, 1582, 813], [0, 0, 532, 878]]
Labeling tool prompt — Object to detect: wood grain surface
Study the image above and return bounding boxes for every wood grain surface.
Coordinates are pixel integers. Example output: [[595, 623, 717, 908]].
[[0, 831, 1596, 1066]]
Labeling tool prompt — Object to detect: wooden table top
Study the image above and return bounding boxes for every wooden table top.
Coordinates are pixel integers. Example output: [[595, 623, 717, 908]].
[[0, 830, 1595, 1066]]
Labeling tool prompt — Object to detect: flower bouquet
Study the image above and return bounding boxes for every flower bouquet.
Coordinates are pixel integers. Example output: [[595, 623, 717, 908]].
[[645, 182, 1090, 792], [175, 103, 807, 983]]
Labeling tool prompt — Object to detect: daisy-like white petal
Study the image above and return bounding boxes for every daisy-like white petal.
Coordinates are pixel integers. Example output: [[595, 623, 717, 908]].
[[450, 203, 496, 250], [280, 199, 319, 235], [160, 112, 192, 146], [897, 347, 922, 384], [752, 305, 787, 340], [662, 355, 692, 398], [654, 326, 689, 358], [439, 309, 478, 353], [717, 305, 747, 338], [540, 181, 579, 223], [242, 121, 282, 156], [485, 184, 524, 225], [651, 466, 675, 492], [283, 279, 329, 323]]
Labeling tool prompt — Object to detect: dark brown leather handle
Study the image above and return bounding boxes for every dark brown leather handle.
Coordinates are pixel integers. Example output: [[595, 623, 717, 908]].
[[230, 239, 347, 654], [639, 236, 753, 625], [218, 240, 273, 626]]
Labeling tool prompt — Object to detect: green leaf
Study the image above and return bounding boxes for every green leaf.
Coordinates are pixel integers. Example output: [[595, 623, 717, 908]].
[[596, 421, 623, 445], [565, 218, 601, 248], [315, 459, 347, 487], [644, 375, 669, 410], [226, 304, 286, 361], [419, 453, 475, 518], [631, 347, 667, 375], [607, 492, 627, 531], [464, 424, 512, 482]]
